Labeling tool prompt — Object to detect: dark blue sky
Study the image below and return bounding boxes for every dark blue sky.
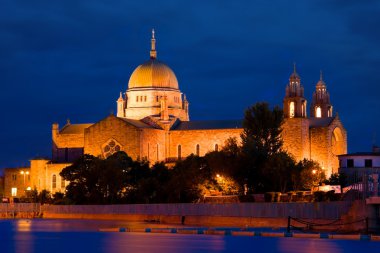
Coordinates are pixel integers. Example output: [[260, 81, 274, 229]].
[[1, 0, 380, 169]]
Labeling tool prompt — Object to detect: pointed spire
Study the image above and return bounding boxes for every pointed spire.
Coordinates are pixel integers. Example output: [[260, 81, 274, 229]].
[[317, 70, 326, 86], [289, 62, 300, 80], [117, 91, 124, 102], [150, 28, 157, 59]]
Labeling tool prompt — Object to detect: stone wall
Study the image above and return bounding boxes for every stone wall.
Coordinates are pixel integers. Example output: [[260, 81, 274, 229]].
[[282, 118, 310, 161], [84, 115, 141, 160], [168, 129, 242, 159], [140, 128, 166, 163], [41, 202, 351, 220], [29, 160, 70, 194]]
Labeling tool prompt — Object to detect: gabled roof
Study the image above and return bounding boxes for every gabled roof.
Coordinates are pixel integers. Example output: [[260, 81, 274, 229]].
[[308, 117, 334, 128], [60, 124, 93, 134], [119, 118, 156, 129], [171, 120, 243, 130]]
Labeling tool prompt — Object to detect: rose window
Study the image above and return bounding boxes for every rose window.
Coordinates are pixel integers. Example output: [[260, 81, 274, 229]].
[[102, 139, 122, 158]]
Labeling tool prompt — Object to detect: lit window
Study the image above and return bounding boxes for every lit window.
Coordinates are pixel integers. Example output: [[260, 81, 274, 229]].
[[316, 107, 321, 118], [289, 102, 295, 118], [52, 175, 56, 189], [11, 188, 17, 197]]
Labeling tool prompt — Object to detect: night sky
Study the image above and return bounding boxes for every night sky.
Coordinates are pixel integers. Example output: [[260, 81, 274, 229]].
[[1, 0, 380, 170]]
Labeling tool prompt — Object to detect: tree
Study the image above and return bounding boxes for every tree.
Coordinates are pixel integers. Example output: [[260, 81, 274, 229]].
[[262, 151, 296, 193], [293, 159, 325, 190], [240, 102, 284, 193], [60, 154, 105, 204], [241, 102, 283, 156]]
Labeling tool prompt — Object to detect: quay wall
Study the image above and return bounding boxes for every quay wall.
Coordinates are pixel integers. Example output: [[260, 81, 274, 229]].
[[41, 202, 352, 220]]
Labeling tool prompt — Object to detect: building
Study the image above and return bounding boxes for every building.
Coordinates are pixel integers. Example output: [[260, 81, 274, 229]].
[[338, 147, 380, 177], [3, 30, 347, 198]]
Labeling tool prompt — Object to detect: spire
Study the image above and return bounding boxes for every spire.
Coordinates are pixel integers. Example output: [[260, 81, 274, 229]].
[[320, 70, 323, 81], [117, 91, 124, 102], [150, 29, 157, 59], [289, 62, 300, 80]]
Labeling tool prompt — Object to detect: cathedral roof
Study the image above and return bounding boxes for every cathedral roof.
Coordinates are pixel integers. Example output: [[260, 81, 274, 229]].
[[60, 123, 93, 134], [128, 59, 178, 89], [171, 119, 242, 130], [128, 29, 179, 90], [119, 118, 156, 128]]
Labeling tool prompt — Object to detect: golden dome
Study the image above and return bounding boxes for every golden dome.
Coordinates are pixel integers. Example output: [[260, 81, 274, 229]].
[[128, 29, 179, 90], [128, 59, 179, 89]]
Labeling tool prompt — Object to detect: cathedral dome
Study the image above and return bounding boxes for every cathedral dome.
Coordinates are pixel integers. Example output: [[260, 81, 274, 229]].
[[128, 59, 179, 89], [128, 29, 179, 90]]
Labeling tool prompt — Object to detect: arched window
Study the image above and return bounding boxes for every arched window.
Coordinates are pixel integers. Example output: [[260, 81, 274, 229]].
[[61, 176, 65, 188], [215, 144, 219, 152], [196, 144, 200, 156], [178, 145, 182, 160], [316, 107, 322, 118], [52, 175, 56, 189], [289, 102, 295, 118]]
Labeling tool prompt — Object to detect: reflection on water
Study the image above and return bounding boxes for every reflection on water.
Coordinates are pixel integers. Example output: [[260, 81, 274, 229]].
[[15, 219, 32, 232], [0, 219, 378, 253]]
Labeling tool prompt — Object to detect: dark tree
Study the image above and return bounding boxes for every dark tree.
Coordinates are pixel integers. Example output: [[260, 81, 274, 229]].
[[240, 102, 284, 193], [241, 102, 284, 156], [60, 154, 103, 204]]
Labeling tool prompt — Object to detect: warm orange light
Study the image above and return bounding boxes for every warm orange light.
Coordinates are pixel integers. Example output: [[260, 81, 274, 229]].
[[312, 169, 317, 174]]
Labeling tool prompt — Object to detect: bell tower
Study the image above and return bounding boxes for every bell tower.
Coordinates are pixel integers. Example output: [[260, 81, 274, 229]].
[[310, 71, 333, 118], [283, 64, 307, 118]]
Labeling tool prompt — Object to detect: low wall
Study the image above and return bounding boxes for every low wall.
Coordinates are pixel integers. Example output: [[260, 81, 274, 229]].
[[41, 202, 352, 219]]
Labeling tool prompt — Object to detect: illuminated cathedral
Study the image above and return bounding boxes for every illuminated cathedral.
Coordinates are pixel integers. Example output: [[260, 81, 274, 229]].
[[3, 30, 347, 198]]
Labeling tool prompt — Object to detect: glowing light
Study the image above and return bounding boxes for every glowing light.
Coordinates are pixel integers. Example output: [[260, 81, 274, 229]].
[[312, 169, 317, 174], [316, 107, 321, 118], [289, 102, 295, 118], [11, 187, 17, 197]]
